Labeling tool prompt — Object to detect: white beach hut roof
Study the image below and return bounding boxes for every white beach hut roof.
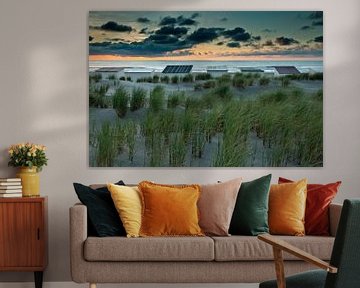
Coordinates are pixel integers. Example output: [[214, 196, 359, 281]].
[[124, 68, 154, 73]]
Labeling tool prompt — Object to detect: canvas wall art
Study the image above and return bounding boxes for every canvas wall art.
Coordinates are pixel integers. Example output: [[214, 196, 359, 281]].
[[89, 11, 323, 167]]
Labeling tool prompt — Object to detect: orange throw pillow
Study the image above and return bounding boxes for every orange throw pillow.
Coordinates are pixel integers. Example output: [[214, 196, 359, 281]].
[[269, 179, 307, 236], [279, 177, 341, 236], [138, 181, 204, 237]]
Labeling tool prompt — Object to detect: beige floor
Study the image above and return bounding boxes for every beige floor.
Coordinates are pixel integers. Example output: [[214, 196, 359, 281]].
[[0, 283, 259, 288]]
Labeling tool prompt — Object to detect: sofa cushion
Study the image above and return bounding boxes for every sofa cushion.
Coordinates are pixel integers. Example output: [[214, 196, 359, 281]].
[[107, 184, 142, 238], [73, 181, 126, 237], [212, 236, 334, 261], [279, 177, 341, 236], [139, 181, 203, 237], [198, 178, 242, 236], [269, 179, 307, 236], [84, 236, 214, 261], [229, 174, 271, 236]]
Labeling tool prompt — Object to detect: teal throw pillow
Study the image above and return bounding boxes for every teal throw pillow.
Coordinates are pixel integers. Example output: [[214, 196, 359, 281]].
[[229, 174, 272, 236]]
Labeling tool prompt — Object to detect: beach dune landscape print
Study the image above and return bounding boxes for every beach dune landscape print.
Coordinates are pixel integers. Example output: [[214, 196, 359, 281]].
[[89, 11, 323, 167]]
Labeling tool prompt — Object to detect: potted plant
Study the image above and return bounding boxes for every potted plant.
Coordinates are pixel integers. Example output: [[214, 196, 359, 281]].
[[8, 143, 48, 197]]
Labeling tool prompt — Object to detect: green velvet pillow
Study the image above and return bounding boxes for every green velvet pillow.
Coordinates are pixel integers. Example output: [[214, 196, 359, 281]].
[[229, 174, 272, 236]]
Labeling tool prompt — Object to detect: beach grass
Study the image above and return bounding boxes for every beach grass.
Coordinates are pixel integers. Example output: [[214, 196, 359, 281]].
[[169, 132, 187, 166], [167, 91, 185, 108], [90, 69, 323, 167], [113, 86, 129, 118], [96, 121, 117, 166], [171, 75, 179, 84], [259, 77, 270, 86], [130, 87, 146, 111], [89, 73, 102, 83], [124, 121, 137, 162], [149, 85, 165, 112], [89, 84, 110, 108], [161, 75, 170, 84], [195, 73, 212, 81]]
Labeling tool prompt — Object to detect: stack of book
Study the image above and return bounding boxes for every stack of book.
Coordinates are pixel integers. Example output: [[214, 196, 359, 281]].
[[0, 178, 22, 197]]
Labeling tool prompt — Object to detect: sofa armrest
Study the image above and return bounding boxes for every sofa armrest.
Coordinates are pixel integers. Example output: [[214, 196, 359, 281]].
[[258, 233, 337, 288], [258, 234, 338, 273], [69, 203, 88, 283], [329, 203, 342, 237]]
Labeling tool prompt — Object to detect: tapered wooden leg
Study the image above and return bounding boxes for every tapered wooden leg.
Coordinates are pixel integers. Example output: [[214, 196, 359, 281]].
[[89, 283, 97, 288], [34, 271, 43, 288], [273, 247, 286, 288]]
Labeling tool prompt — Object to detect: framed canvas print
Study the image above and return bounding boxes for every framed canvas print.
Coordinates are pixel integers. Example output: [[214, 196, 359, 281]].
[[89, 11, 323, 167]]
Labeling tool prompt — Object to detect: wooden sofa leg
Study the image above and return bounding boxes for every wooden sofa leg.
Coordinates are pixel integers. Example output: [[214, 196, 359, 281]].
[[89, 283, 97, 288]]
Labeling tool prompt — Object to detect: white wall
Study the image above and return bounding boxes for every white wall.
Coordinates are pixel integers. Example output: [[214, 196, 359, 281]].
[[0, 0, 359, 283]]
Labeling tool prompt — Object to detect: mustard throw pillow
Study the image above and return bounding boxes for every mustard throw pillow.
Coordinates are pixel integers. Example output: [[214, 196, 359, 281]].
[[269, 179, 307, 236], [138, 181, 203, 237], [107, 183, 142, 238]]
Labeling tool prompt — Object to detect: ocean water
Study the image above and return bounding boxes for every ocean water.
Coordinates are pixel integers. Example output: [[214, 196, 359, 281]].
[[89, 60, 323, 73]]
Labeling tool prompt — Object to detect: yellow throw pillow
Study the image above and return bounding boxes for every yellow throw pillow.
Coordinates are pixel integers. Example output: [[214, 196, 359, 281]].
[[269, 179, 307, 236], [138, 181, 204, 237], [107, 183, 142, 238]]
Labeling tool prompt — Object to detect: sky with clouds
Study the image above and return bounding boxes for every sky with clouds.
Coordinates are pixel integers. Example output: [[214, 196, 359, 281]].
[[88, 11, 323, 61]]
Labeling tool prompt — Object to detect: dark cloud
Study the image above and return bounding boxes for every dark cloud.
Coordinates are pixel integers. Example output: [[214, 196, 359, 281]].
[[139, 28, 148, 34], [159, 15, 197, 26], [227, 42, 240, 48], [89, 36, 94, 41], [187, 27, 224, 43], [191, 13, 200, 19], [230, 32, 251, 42], [275, 36, 299, 46], [148, 34, 180, 44], [262, 29, 276, 33], [159, 16, 177, 26], [220, 17, 228, 22], [175, 15, 197, 26], [253, 36, 261, 41], [223, 27, 251, 42], [100, 21, 132, 32], [155, 26, 188, 36], [314, 36, 323, 43], [89, 39, 192, 57], [312, 20, 323, 26], [301, 25, 312, 30], [263, 40, 274, 46], [179, 18, 197, 26], [308, 11, 323, 19], [90, 22, 197, 56], [137, 17, 150, 23], [217, 41, 224, 45], [244, 42, 260, 49], [223, 27, 244, 36]]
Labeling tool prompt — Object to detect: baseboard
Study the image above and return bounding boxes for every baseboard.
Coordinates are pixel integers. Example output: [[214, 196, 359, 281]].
[[0, 282, 259, 288]]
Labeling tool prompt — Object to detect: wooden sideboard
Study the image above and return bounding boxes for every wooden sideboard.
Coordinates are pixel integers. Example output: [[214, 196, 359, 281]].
[[0, 197, 47, 288]]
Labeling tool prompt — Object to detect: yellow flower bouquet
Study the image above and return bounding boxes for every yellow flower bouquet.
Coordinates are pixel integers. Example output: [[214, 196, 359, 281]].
[[8, 142, 48, 172]]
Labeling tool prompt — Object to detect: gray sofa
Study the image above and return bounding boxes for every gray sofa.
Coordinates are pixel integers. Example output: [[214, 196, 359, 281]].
[[70, 202, 342, 288]]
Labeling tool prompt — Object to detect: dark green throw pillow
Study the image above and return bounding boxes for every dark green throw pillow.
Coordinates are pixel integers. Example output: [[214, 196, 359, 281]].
[[73, 181, 126, 237], [229, 174, 272, 236]]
